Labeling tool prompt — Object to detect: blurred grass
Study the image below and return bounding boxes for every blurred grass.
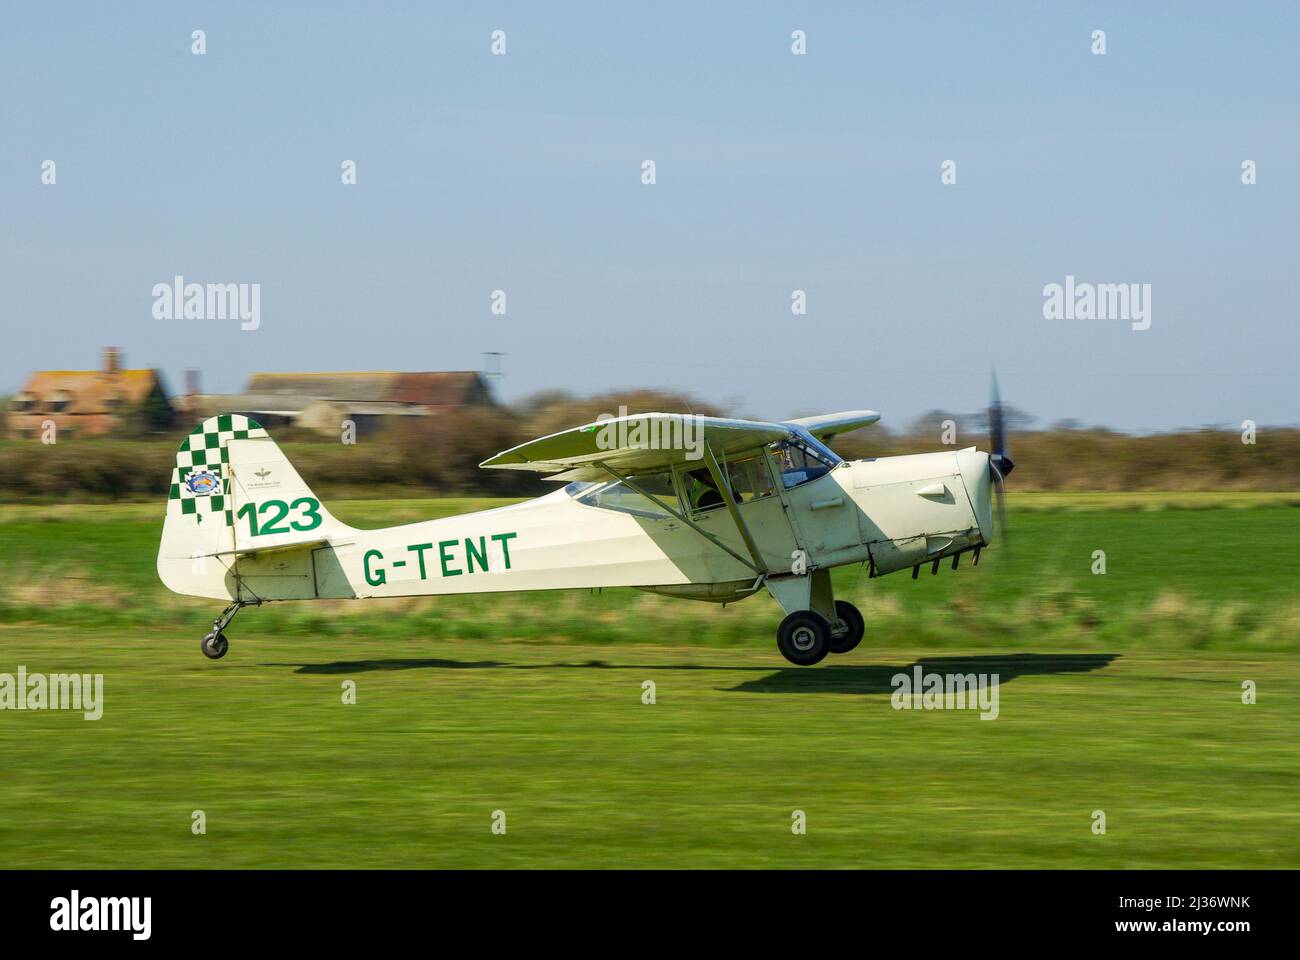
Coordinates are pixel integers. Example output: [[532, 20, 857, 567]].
[[0, 494, 1296, 868], [1, 495, 1297, 654], [0, 629, 1295, 868], [5, 490, 1298, 524]]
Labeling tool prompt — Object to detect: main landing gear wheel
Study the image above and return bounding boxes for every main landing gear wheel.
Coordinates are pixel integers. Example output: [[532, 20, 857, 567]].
[[776, 611, 831, 666], [200, 632, 229, 660], [829, 600, 865, 655]]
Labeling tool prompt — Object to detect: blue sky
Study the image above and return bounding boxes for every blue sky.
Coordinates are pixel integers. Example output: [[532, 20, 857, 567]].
[[2, 2, 1297, 431]]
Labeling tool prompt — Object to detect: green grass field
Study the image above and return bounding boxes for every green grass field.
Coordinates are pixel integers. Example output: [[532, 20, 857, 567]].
[[1, 494, 1298, 868]]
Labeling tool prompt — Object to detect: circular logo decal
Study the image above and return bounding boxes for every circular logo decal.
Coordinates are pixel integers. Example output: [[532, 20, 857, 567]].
[[185, 470, 221, 496]]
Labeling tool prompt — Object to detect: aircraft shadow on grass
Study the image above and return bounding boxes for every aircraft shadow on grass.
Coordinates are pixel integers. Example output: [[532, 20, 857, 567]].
[[725, 653, 1119, 695], [262, 653, 1119, 694], [260, 657, 763, 675], [261, 657, 509, 673]]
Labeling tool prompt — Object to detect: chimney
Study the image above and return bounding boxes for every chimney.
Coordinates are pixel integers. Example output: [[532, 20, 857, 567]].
[[103, 346, 122, 375], [185, 368, 200, 397]]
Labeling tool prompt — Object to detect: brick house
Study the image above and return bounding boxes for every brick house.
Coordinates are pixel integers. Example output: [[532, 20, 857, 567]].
[[6, 348, 173, 439]]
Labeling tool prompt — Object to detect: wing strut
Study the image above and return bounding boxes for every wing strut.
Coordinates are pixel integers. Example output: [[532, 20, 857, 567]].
[[593, 461, 762, 575], [700, 441, 770, 575]]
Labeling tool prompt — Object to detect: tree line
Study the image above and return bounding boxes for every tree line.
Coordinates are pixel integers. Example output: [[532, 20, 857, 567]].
[[0, 389, 1295, 500]]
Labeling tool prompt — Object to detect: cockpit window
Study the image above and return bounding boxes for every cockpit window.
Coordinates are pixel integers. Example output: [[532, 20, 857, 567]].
[[576, 471, 678, 519], [768, 437, 838, 488], [725, 455, 775, 503], [568, 430, 842, 513], [683, 468, 727, 512], [680, 455, 774, 513]]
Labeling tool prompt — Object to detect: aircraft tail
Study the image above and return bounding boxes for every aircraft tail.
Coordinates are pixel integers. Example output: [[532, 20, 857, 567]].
[[157, 414, 351, 600]]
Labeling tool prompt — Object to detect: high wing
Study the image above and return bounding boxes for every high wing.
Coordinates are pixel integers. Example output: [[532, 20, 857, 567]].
[[784, 410, 880, 441], [480, 413, 791, 481]]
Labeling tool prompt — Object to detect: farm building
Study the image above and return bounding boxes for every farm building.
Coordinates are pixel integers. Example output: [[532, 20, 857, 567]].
[[181, 370, 496, 437]]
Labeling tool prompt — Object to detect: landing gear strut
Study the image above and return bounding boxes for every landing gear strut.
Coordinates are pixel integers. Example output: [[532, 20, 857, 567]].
[[200, 600, 254, 660]]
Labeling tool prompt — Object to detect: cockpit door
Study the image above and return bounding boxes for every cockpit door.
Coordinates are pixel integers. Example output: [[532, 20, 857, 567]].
[[780, 467, 864, 560], [675, 455, 802, 574]]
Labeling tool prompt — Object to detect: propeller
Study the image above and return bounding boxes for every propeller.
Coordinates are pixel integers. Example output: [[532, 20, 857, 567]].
[[988, 370, 1015, 541]]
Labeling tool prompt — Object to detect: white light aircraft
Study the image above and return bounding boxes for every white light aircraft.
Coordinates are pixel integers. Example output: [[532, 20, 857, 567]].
[[158, 391, 1014, 666]]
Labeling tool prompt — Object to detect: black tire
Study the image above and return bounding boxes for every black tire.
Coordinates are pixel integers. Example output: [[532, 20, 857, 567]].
[[776, 611, 831, 666], [829, 600, 865, 655], [201, 631, 229, 660]]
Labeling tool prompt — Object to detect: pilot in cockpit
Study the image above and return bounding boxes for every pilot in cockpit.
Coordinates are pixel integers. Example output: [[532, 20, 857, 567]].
[[685, 469, 726, 511]]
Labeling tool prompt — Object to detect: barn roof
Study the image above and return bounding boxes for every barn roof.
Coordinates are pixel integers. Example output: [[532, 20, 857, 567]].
[[244, 371, 491, 407]]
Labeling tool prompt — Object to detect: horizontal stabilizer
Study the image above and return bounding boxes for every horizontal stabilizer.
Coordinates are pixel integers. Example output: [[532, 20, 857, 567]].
[[193, 536, 333, 560]]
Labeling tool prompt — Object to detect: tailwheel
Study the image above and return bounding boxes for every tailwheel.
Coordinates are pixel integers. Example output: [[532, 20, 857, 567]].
[[829, 599, 865, 655], [776, 611, 831, 666], [200, 631, 229, 660], [199, 600, 253, 660]]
